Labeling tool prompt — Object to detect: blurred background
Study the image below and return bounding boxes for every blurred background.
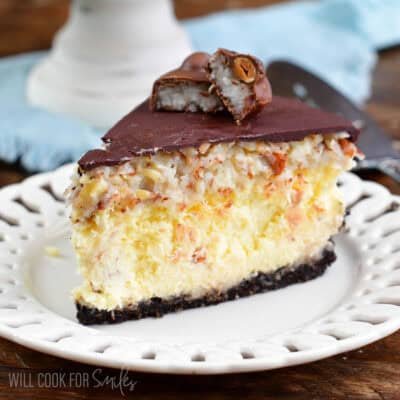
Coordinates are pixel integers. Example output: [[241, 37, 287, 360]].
[[0, 0, 399, 193], [0, 0, 288, 58]]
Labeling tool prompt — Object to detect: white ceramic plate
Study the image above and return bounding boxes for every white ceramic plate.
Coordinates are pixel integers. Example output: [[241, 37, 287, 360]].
[[0, 165, 399, 374]]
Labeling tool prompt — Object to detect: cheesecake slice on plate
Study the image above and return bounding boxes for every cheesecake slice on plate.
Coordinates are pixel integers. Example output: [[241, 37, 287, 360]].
[[67, 51, 360, 325]]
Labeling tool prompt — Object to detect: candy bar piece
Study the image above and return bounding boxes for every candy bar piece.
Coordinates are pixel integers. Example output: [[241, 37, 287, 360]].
[[208, 48, 272, 124], [150, 52, 223, 113]]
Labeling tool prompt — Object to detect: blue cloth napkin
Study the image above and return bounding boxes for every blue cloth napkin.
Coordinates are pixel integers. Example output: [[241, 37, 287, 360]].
[[0, 53, 101, 171], [0, 0, 399, 172]]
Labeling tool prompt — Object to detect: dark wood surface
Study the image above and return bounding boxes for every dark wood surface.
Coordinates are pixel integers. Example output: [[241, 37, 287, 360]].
[[0, 1, 399, 399]]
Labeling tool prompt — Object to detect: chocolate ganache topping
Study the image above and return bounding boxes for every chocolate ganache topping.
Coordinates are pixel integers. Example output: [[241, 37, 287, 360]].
[[79, 95, 359, 171]]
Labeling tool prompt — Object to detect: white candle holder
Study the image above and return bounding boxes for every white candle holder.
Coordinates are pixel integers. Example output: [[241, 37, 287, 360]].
[[27, 0, 192, 128]]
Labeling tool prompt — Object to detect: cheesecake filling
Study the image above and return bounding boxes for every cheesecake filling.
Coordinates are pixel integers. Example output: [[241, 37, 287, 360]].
[[67, 133, 358, 310]]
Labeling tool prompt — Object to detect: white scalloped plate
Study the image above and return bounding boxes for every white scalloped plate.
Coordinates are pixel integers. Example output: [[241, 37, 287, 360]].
[[0, 165, 399, 374]]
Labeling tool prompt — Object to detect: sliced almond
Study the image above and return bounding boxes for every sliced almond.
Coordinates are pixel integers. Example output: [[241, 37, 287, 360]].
[[135, 189, 152, 200], [199, 143, 211, 154], [142, 168, 162, 182]]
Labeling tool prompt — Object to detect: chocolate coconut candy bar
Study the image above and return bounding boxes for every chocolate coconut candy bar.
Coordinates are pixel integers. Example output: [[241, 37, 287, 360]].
[[68, 76, 361, 325], [150, 52, 223, 113], [150, 49, 272, 124], [208, 48, 272, 124]]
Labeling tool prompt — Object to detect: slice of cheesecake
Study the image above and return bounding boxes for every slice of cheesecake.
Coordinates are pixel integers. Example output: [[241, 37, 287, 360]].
[[67, 96, 360, 325]]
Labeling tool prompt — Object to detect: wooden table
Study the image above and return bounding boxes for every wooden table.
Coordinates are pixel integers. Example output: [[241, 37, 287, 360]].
[[0, 1, 399, 399]]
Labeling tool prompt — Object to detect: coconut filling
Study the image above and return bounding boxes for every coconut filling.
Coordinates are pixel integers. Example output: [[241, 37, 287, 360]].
[[155, 82, 223, 113], [208, 53, 252, 118], [68, 134, 358, 311]]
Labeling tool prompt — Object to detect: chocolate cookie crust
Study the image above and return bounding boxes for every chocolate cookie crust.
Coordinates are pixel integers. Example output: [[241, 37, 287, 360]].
[[79, 96, 359, 171], [76, 246, 336, 325]]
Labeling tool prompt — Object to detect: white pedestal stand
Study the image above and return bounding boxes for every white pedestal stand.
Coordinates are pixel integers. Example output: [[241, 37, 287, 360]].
[[27, 0, 192, 128]]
